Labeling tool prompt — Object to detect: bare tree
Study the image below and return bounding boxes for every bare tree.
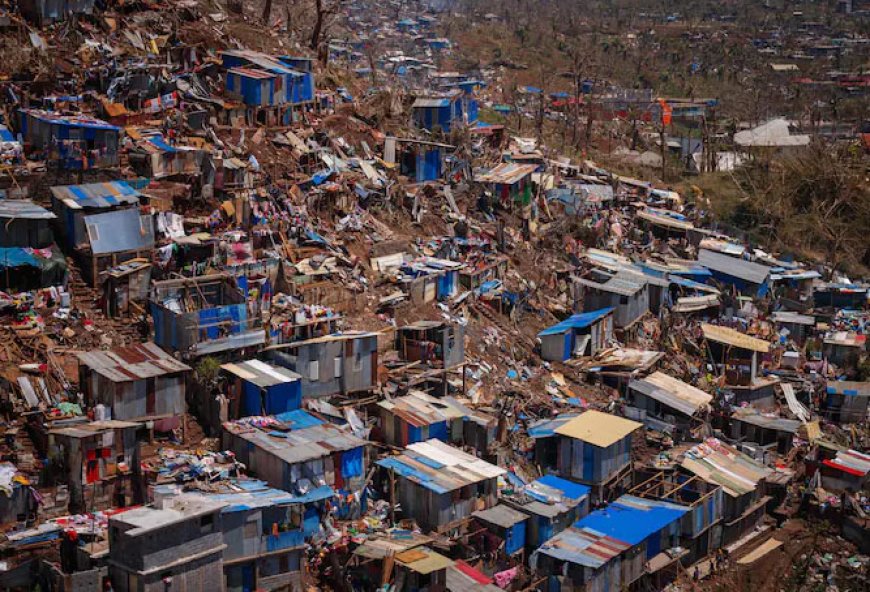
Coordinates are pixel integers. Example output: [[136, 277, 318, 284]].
[[310, 0, 344, 52]]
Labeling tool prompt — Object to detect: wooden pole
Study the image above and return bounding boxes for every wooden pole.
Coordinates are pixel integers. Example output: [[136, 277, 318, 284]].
[[389, 468, 396, 526]]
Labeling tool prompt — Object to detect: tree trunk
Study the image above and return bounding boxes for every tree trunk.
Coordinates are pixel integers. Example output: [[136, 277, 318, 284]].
[[310, 0, 325, 50], [262, 0, 273, 24]]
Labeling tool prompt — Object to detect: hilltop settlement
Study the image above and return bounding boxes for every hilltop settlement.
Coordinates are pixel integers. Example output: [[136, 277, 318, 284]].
[[0, 2, 866, 592]]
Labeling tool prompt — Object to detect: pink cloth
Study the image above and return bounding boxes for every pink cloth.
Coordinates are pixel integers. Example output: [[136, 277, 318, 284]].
[[494, 567, 519, 589]]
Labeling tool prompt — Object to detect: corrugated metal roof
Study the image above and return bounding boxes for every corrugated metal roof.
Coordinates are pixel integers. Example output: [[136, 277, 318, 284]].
[[574, 274, 644, 297], [575, 495, 688, 546], [680, 438, 772, 497], [824, 450, 870, 477], [378, 391, 464, 427], [629, 372, 712, 417], [538, 308, 614, 337], [77, 342, 191, 382], [771, 311, 816, 326], [0, 200, 56, 220], [376, 439, 505, 494], [412, 97, 452, 108], [21, 109, 120, 131], [83, 208, 154, 255], [50, 181, 141, 210], [554, 410, 641, 448], [473, 504, 528, 528], [701, 324, 770, 353], [224, 410, 367, 466], [732, 410, 801, 433], [697, 249, 771, 285], [447, 561, 501, 592], [396, 547, 454, 574], [527, 414, 580, 439], [637, 208, 694, 231], [475, 162, 538, 185], [507, 475, 590, 518], [534, 524, 630, 568], [158, 479, 334, 513], [221, 359, 301, 388], [228, 67, 276, 80]]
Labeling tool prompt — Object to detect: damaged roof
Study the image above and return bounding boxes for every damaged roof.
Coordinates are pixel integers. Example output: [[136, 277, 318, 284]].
[[50, 181, 141, 210], [77, 342, 191, 382], [475, 162, 538, 185], [701, 324, 770, 353], [629, 371, 713, 417], [0, 200, 56, 220], [221, 359, 301, 388], [376, 439, 505, 494], [680, 438, 772, 497]]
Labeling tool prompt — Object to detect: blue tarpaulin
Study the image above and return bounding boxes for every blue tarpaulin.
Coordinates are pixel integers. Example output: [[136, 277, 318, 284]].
[[341, 446, 364, 478], [0, 248, 40, 268]]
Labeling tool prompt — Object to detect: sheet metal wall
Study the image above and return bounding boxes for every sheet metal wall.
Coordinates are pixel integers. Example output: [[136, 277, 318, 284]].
[[558, 434, 631, 484]]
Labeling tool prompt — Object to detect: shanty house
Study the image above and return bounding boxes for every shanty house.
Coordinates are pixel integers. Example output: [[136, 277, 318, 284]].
[[222, 410, 368, 492], [680, 438, 772, 545], [0, 200, 67, 292], [574, 272, 650, 329], [628, 471, 725, 562], [49, 420, 142, 513], [531, 522, 632, 592], [697, 249, 771, 297], [397, 321, 465, 370], [377, 391, 461, 447], [771, 311, 816, 345], [472, 504, 529, 557], [108, 497, 226, 592], [823, 332, 866, 371], [412, 95, 463, 132], [813, 283, 868, 310], [104, 259, 152, 318], [817, 450, 870, 494], [538, 308, 614, 362], [377, 439, 505, 532], [150, 275, 266, 358], [824, 381, 869, 424], [77, 342, 191, 431], [730, 409, 801, 455], [221, 359, 302, 419], [532, 495, 688, 592], [154, 480, 332, 592], [128, 133, 204, 179], [502, 475, 590, 550], [626, 372, 713, 439], [264, 332, 378, 399], [701, 324, 777, 407], [78, 207, 155, 287], [551, 411, 642, 501], [18, 109, 120, 169], [49, 181, 142, 251], [475, 162, 538, 207], [394, 548, 454, 592]]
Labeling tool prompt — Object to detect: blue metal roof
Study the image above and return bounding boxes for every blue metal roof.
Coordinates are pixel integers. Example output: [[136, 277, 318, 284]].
[[574, 495, 688, 546], [532, 475, 590, 501], [50, 181, 141, 209], [527, 414, 580, 439], [273, 409, 324, 430], [538, 308, 614, 337]]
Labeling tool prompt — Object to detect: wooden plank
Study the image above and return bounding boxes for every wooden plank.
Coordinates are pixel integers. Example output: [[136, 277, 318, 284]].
[[737, 538, 782, 564]]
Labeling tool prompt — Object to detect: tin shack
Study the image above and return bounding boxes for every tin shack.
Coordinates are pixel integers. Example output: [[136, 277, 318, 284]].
[[377, 439, 505, 533], [537, 308, 614, 362]]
